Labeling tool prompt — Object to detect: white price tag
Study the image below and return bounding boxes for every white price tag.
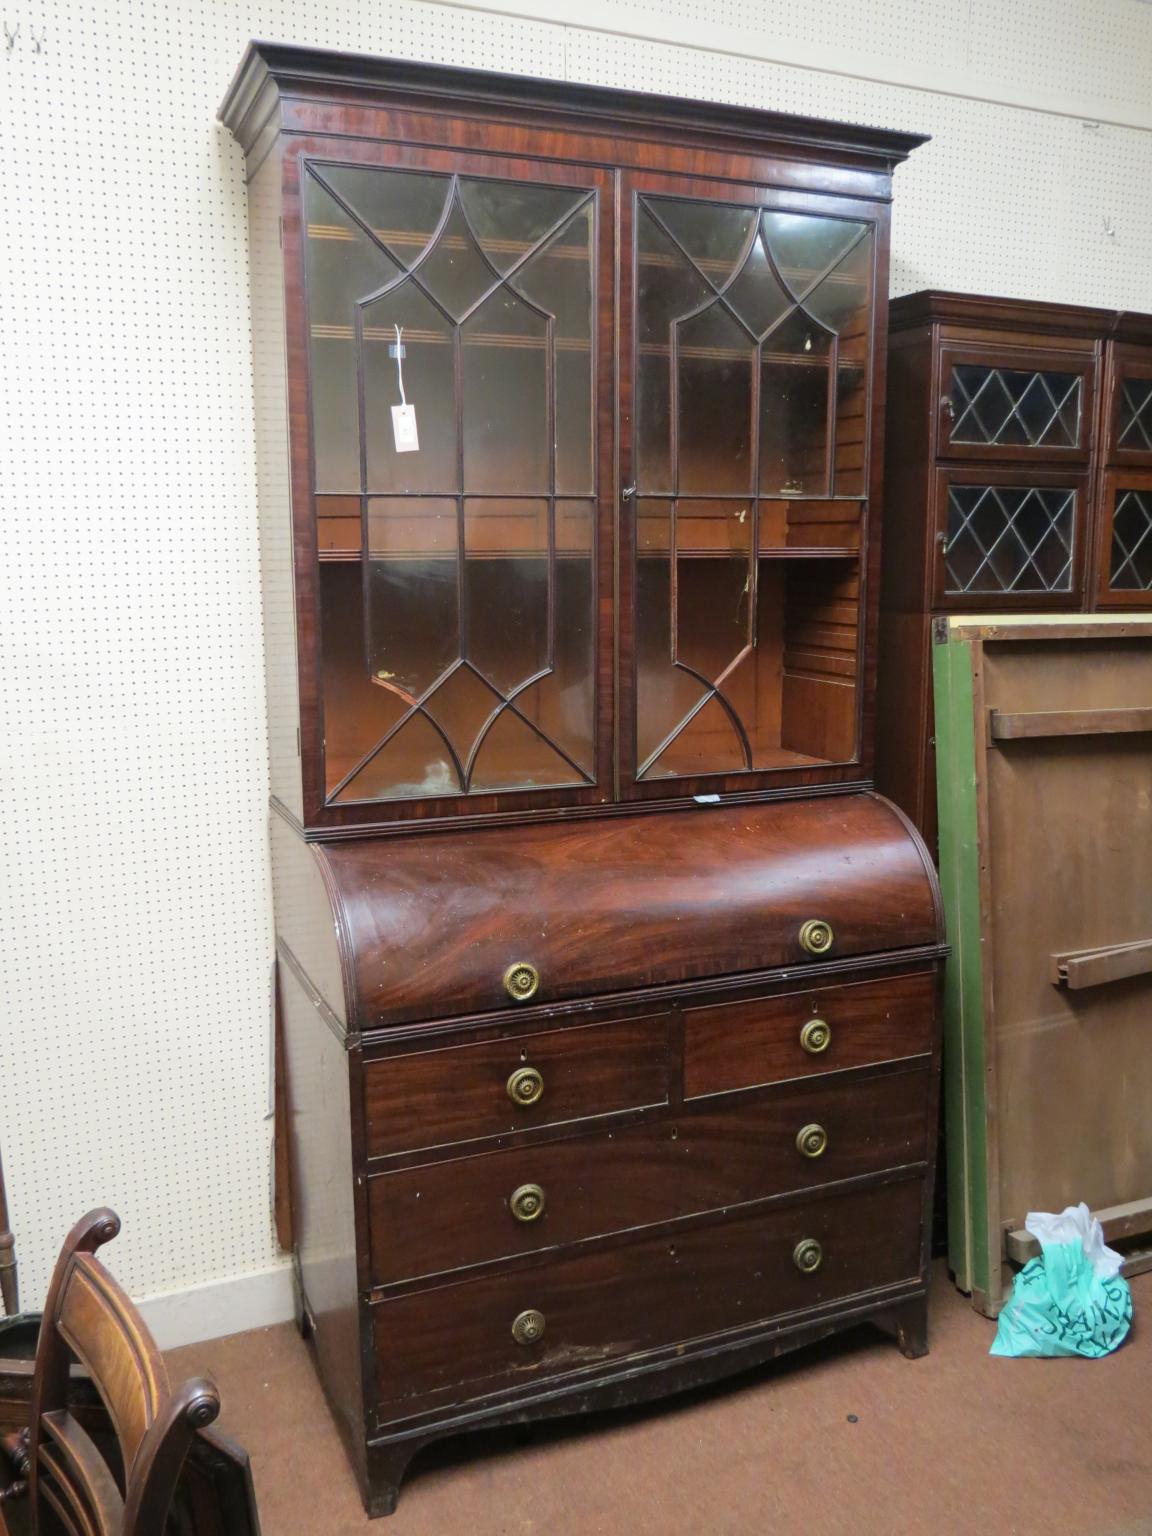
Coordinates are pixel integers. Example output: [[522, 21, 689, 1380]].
[[391, 403, 419, 453]]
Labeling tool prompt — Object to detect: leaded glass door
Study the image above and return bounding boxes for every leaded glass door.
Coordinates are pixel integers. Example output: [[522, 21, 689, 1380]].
[[1096, 470, 1152, 608], [620, 176, 878, 793], [936, 343, 1094, 465], [1107, 350, 1152, 469], [302, 150, 612, 810], [932, 467, 1088, 609]]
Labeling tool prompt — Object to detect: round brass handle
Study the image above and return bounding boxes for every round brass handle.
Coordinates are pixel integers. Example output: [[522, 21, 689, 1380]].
[[504, 962, 540, 1003], [798, 919, 834, 956], [799, 1018, 831, 1055], [796, 1123, 828, 1159], [511, 1308, 546, 1346], [506, 1066, 544, 1108], [510, 1183, 546, 1223], [793, 1238, 823, 1274]]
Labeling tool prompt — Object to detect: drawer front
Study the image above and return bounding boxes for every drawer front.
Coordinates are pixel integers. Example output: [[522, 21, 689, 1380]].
[[368, 1065, 931, 1285], [372, 1177, 923, 1415], [683, 971, 934, 1099], [364, 1013, 670, 1158]]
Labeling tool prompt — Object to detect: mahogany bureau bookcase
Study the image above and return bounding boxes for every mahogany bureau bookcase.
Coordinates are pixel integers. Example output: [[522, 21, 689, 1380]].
[[877, 290, 1152, 848], [220, 44, 944, 1516]]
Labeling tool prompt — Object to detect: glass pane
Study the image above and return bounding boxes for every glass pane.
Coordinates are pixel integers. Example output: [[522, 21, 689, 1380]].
[[304, 174, 398, 490], [643, 693, 747, 778], [1109, 489, 1152, 590], [470, 709, 584, 790], [417, 196, 495, 319], [724, 225, 791, 338], [763, 213, 867, 300], [463, 499, 549, 693], [424, 662, 500, 766], [321, 562, 411, 798], [540, 499, 595, 773], [462, 288, 548, 493], [362, 281, 457, 494], [316, 494, 361, 557], [675, 501, 752, 680], [944, 485, 1075, 594], [644, 197, 756, 286], [459, 179, 585, 274], [950, 366, 1082, 448], [1118, 377, 1152, 452], [677, 305, 754, 494], [802, 231, 873, 333], [319, 165, 450, 269], [511, 204, 594, 495], [636, 500, 700, 765], [760, 311, 832, 497], [365, 497, 459, 693], [635, 208, 712, 492], [332, 710, 460, 803]]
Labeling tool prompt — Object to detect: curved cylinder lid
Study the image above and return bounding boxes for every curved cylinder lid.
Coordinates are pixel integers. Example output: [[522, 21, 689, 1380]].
[[314, 792, 943, 1030]]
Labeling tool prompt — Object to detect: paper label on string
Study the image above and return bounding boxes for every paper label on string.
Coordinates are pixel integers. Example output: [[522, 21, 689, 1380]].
[[391, 403, 419, 453]]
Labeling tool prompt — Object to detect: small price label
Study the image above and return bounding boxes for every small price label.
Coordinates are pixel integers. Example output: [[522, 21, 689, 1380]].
[[391, 403, 419, 453]]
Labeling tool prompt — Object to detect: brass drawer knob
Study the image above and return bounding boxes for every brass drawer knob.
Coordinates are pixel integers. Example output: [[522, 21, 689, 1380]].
[[510, 1183, 546, 1223], [506, 1066, 544, 1108], [798, 919, 834, 956], [793, 1238, 823, 1274], [511, 1308, 546, 1346], [796, 1123, 828, 1159], [504, 962, 540, 1002], [799, 1018, 831, 1054]]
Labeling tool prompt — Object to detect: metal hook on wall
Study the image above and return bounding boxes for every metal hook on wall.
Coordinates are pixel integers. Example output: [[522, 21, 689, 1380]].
[[3, 20, 20, 52], [30, 25, 44, 52]]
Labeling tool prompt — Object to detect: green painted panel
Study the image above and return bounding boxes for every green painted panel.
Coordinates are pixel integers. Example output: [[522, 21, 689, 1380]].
[[933, 624, 993, 1301]]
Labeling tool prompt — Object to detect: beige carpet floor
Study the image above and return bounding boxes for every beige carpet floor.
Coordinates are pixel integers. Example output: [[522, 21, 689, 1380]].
[[168, 1263, 1152, 1536]]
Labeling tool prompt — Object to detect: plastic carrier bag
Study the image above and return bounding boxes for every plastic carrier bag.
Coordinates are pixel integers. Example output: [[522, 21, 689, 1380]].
[[990, 1203, 1132, 1358]]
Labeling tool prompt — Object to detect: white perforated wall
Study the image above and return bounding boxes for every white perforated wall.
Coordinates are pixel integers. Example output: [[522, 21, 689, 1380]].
[[2, 0, 1150, 1332]]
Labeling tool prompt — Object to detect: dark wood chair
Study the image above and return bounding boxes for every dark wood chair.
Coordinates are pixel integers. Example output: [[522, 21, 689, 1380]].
[[25, 1208, 220, 1535]]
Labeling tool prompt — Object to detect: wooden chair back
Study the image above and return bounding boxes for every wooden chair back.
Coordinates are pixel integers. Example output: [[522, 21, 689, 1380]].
[[28, 1209, 219, 1536]]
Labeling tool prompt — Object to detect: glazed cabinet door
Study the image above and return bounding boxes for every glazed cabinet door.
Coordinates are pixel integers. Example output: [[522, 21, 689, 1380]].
[[931, 466, 1089, 609], [935, 341, 1094, 465], [1095, 470, 1152, 607], [1104, 347, 1152, 468], [292, 143, 614, 826], [619, 173, 885, 796]]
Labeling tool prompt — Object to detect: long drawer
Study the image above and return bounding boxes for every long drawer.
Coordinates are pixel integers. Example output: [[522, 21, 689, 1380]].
[[368, 1064, 930, 1286], [683, 971, 935, 1099], [364, 1012, 670, 1157], [372, 1177, 923, 1416]]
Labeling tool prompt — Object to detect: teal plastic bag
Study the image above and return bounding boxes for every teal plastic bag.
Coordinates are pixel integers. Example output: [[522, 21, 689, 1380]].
[[991, 1203, 1132, 1358]]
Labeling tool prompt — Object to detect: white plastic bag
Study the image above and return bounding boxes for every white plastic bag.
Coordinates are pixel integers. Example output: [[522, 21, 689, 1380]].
[[990, 1203, 1132, 1358]]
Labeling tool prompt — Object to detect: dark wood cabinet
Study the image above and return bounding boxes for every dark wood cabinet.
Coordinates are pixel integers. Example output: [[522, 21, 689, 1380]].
[[878, 291, 1152, 844], [222, 43, 942, 1516]]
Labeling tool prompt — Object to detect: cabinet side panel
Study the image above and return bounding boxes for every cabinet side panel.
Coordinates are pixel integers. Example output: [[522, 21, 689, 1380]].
[[279, 962, 365, 1467], [249, 147, 304, 821], [877, 330, 935, 834], [270, 814, 348, 1023]]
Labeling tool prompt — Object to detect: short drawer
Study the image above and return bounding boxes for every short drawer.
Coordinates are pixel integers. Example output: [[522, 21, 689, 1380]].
[[683, 971, 934, 1099], [372, 1176, 923, 1416], [364, 1012, 670, 1158], [368, 1064, 930, 1285]]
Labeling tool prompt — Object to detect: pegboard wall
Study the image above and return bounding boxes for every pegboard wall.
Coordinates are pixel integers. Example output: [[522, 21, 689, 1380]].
[[2, 0, 1150, 1342]]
